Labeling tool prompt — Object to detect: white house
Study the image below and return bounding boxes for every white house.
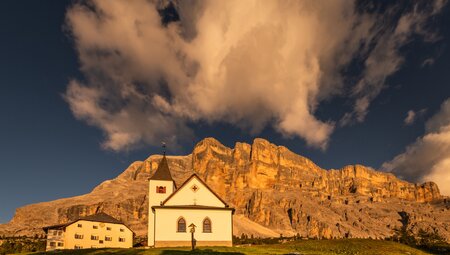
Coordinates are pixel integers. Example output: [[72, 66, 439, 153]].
[[43, 213, 134, 251], [148, 155, 234, 247]]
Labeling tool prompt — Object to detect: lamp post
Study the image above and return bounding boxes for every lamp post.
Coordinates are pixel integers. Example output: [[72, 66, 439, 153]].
[[189, 223, 196, 250]]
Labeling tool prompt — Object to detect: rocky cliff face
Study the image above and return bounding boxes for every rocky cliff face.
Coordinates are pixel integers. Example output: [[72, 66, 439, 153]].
[[0, 138, 449, 240]]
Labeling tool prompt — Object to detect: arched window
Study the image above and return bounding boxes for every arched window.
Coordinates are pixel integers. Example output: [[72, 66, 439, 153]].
[[203, 217, 211, 233], [177, 217, 186, 232]]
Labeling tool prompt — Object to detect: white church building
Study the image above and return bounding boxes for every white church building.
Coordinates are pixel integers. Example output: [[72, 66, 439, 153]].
[[148, 155, 234, 247]]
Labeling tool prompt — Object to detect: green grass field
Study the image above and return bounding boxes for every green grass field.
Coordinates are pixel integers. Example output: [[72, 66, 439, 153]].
[[20, 239, 447, 255]]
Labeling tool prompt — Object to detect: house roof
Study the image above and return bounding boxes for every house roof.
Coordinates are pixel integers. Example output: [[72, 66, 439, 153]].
[[161, 173, 229, 207], [42, 223, 68, 231], [149, 155, 174, 181], [79, 212, 123, 224], [42, 212, 134, 233]]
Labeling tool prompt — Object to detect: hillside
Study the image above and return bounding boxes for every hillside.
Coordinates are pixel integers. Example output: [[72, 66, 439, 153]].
[[0, 138, 449, 240], [20, 239, 442, 255]]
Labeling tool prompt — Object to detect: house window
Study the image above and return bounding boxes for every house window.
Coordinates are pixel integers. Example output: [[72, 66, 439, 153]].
[[57, 242, 64, 247], [120, 228, 124, 232], [93, 225, 98, 229], [99, 240, 104, 244], [156, 186, 166, 193], [49, 242, 56, 247], [106, 227, 111, 231], [203, 218, 212, 233], [56, 230, 62, 236], [177, 217, 186, 232], [91, 235, 99, 240], [119, 237, 125, 242], [77, 223, 82, 228], [74, 234, 83, 239], [105, 236, 112, 241], [74, 245, 82, 249]]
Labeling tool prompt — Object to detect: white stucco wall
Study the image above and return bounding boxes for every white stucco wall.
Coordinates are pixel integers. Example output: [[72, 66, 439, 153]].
[[164, 177, 225, 207], [154, 208, 232, 243], [63, 220, 133, 249], [148, 179, 175, 246]]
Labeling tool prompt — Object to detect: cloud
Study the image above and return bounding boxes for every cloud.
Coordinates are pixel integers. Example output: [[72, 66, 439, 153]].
[[64, 80, 194, 151], [421, 58, 435, 67], [404, 108, 427, 125], [64, 0, 446, 151], [404, 110, 416, 125], [382, 98, 450, 195]]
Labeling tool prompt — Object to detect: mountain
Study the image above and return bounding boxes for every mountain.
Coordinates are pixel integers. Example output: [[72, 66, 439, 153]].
[[0, 138, 449, 240]]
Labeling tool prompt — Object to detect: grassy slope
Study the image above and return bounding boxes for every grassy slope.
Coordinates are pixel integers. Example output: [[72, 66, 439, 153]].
[[21, 239, 434, 255]]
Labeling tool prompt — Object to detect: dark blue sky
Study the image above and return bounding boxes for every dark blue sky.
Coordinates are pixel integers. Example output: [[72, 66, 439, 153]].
[[0, 1, 449, 223]]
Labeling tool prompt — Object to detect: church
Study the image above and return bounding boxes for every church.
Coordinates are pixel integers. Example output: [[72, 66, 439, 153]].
[[148, 155, 234, 247]]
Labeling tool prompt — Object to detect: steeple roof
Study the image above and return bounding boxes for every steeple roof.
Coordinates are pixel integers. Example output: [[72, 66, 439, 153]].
[[150, 155, 174, 181]]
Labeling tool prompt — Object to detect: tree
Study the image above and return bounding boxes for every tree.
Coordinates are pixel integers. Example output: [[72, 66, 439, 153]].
[[417, 227, 446, 247], [392, 211, 416, 245]]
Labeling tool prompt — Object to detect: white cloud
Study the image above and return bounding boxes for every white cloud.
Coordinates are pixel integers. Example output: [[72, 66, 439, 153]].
[[383, 99, 450, 195], [404, 108, 427, 125], [64, 80, 194, 151], [64, 0, 445, 151], [404, 110, 416, 125], [421, 58, 435, 67]]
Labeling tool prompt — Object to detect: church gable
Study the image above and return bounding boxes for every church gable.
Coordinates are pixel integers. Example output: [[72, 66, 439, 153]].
[[162, 174, 227, 207]]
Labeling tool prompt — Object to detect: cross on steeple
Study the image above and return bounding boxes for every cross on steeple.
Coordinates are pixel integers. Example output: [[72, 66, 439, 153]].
[[162, 142, 166, 156]]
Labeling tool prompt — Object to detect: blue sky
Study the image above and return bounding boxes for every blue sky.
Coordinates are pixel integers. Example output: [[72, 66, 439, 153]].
[[1, 0, 449, 223]]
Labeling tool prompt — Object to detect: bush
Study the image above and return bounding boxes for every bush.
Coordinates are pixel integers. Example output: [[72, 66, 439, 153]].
[[0, 237, 45, 254], [232, 234, 297, 245]]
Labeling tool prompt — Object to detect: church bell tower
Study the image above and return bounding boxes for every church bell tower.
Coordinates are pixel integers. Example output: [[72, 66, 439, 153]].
[[148, 151, 176, 246]]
